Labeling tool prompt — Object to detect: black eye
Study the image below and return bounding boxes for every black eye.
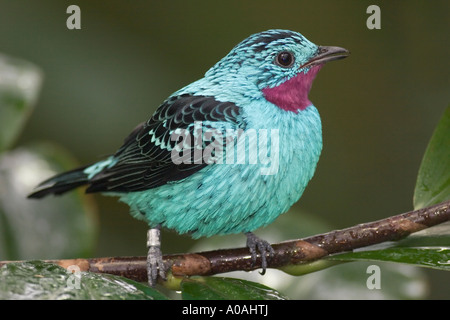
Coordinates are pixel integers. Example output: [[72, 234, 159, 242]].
[[276, 51, 294, 67]]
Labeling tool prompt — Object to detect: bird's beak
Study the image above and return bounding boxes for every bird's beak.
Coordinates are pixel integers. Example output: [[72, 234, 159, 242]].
[[300, 46, 350, 69]]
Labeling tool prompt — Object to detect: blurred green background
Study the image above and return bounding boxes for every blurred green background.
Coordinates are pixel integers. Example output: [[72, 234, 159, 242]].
[[0, 0, 448, 298]]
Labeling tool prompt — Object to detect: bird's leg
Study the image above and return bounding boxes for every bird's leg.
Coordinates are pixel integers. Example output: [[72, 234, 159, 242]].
[[245, 232, 275, 275], [147, 225, 166, 287]]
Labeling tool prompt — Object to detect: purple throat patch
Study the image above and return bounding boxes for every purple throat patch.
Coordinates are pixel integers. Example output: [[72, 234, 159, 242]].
[[262, 65, 322, 113]]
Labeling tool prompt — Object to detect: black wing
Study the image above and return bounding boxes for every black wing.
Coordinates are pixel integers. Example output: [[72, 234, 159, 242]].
[[86, 94, 244, 193]]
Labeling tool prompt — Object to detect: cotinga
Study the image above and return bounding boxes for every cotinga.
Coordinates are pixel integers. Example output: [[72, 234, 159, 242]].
[[28, 29, 349, 286]]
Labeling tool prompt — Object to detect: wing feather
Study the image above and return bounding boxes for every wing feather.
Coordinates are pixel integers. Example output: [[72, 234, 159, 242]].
[[86, 94, 243, 193]]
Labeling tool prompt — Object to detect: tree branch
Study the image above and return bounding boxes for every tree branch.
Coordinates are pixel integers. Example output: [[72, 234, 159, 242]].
[[1, 200, 449, 284]]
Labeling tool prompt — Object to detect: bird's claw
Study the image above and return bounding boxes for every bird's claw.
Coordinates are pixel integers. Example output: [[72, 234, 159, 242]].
[[147, 245, 166, 287], [245, 232, 275, 275], [147, 226, 166, 287]]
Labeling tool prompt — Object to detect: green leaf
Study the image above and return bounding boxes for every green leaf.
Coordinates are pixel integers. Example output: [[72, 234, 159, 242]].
[[327, 247, 450, 271], [180, 276, 288, 300], [290, 260, 427, 299], [414, 106, 450, 210], [0, 54, 43, 153], [0, 143, 97, 260], [0, 261, 168, 300]]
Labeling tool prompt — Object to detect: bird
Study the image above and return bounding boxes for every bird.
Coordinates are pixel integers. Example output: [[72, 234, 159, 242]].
[[28, 29, 349, 286]]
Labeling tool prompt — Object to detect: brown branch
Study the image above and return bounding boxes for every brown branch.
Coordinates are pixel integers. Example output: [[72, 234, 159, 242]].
[[1, 200, 450, 284]]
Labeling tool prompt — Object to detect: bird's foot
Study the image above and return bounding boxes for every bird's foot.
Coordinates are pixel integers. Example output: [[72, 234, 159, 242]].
[[245, 232, 275, 275], [147, 227, 166, 287]]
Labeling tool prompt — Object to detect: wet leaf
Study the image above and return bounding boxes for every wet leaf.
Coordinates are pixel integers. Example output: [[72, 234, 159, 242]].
[[290, 260, 427, 299], [0, 261, 168, 300], [180, 276, 288, 300], [414, 106, 450, 210], [328, 247, 450, 271]]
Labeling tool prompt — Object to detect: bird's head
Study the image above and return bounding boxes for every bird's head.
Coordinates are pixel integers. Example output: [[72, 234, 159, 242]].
[[205, 29, 349, 112]]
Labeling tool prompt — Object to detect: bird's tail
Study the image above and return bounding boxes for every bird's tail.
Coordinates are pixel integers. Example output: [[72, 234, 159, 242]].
[[27, 165, 90, 199]]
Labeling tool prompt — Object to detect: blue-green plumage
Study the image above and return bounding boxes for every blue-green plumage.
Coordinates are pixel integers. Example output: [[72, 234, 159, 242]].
[[123, 103, 322, 238], [28, 29, 349, 285]]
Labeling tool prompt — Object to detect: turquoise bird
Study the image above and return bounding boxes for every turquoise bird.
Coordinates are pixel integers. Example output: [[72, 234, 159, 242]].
[[28, 29, 349, 286]]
